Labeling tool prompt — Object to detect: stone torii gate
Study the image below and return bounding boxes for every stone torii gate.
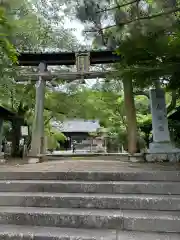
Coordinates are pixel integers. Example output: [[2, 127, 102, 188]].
[[17, 51, 120, 162], [17, 50, 178, 163]]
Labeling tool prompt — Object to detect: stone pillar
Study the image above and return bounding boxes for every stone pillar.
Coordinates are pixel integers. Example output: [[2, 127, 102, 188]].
[[149, 88, 172, 152], [29, 62, 46, 163], [147, 88, 180, 162]]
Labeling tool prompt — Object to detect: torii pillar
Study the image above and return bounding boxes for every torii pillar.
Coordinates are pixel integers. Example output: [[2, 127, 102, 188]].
[[28, 62, 46, 163]]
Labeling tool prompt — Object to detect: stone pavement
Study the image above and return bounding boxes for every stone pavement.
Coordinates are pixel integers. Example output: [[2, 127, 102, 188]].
[[0, 159, 180, 172]]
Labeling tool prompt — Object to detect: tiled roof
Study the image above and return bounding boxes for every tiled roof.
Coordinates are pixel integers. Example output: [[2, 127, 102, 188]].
[[52, 119, 100, 133]]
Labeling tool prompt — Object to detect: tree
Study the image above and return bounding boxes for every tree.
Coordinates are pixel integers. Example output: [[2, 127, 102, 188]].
[[0, 5, 17, 67], [66, 0, 180, 153], [0, 0, 81, 156]]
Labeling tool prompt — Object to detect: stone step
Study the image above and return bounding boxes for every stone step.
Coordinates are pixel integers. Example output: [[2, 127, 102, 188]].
[[0, 225, 179, 240], [0, 192, 179, 211], [1, 180, 180, 195], [118, 231, 180, 240], [0, 207, 179, 232], [0, 225, 116, 240], [0, 171, 180, 181]]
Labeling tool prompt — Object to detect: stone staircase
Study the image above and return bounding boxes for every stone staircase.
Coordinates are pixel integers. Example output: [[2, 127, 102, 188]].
[[0, 170, 179, 239]]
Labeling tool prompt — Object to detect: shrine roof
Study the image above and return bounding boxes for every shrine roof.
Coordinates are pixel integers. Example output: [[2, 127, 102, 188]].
[[52, 119, 100, 133]]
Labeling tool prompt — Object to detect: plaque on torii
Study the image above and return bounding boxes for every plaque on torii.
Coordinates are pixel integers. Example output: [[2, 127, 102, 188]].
[[76, 52, 90, 75]]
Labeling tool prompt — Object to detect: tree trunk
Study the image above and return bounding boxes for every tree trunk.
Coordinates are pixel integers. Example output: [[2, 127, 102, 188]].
[[11, 119, 21, 157], [123, 78, 138, 154]]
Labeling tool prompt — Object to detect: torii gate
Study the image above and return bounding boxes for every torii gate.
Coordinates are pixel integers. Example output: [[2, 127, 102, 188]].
[[17, 50, 174, 163], [17, 50, 120, 162]]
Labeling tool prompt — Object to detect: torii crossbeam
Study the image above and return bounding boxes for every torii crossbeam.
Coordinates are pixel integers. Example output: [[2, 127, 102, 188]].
[[18, 50, 120, 66]]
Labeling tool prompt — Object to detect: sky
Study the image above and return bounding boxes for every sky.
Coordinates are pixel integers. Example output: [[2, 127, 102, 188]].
[[61, 2, 86, 43], [63, 18, 98, 87], [64, 18, 85, 42]]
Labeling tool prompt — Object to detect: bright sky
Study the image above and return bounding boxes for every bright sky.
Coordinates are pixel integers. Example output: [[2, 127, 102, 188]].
[[64, 18, 85, 42], [63, 18, 98, 87], [60, 1, 86, 43]]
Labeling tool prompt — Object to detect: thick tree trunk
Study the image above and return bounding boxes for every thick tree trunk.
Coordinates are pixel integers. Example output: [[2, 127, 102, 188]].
[[11, 119, 21, 157], [123, 78, 138, 154]]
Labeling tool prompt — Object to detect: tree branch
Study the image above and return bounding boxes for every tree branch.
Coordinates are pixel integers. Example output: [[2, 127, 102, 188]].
[[133, 90, 149, 98], [96, 0, 139, 13], [44, 106, 65, 116], [44, 116, 53, 126], [167, 90, 177, 114], [86, 6, 180, 32], [10, 89, 14, 110]]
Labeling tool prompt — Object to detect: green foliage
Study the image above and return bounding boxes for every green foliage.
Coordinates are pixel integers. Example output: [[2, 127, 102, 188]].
[[46, 129, 66, 150], [65, 83, 152, 150], [0, 0, 80, 118], [64, 0, 180, 151], [0, 6, 17, 66], [169, 119, 180, 147], [71, 0, 180, 90], [0, 0, 82, 157]]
